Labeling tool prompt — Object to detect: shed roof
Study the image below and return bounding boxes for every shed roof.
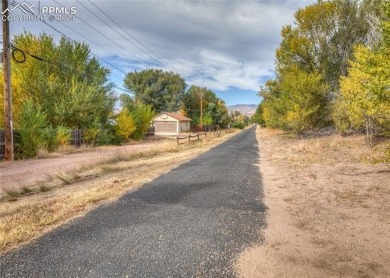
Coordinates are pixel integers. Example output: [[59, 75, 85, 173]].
[[157, 112, 192, 121]]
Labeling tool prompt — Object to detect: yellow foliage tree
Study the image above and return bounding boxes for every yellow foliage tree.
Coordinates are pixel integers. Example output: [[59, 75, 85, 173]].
[[115, 109, 136, 142], [178, 102, 187, 116], [338, 44, 390, 137]]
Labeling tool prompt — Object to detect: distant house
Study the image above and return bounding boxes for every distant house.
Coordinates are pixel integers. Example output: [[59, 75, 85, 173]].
[[152, 112, 192, 135]]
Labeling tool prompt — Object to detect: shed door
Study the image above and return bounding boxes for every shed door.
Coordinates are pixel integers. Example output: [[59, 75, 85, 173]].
[[153, 121, 177, 133]]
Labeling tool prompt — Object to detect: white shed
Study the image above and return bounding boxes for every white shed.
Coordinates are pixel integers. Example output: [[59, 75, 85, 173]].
[[152, 112, 192, 135]]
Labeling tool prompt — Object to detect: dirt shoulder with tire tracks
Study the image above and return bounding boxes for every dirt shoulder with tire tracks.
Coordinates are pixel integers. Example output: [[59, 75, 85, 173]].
[[238, 127, 390, 278]]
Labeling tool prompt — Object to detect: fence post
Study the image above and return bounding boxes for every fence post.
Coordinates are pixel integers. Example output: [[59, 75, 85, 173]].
[[78, 129, 81, 146]]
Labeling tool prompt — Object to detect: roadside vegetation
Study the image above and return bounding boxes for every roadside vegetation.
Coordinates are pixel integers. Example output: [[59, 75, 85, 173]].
[[243, 1, 390, 275], [251, 0, 390, 161], [0, 32, 252, 160], [0, 130, 237, 254]]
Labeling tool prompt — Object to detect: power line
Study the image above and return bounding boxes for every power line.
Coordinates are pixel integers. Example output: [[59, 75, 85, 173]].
[[42, 20, 128, 75], [55, 20, 135, 73], [10, 44, 130, 94], [113, 85, 130, 94], [51, 0, 146, 66], [9, 1, 145, 94], [79, 0, 169, 70], [10, 0, 130, 76], [75, 1, 151, 60], [86, 0, 177, 72]]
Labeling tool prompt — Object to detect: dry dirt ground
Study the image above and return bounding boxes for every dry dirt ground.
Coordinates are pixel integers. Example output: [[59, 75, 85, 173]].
[[0, 140, 163, 194], [238, 127, 390, 278]]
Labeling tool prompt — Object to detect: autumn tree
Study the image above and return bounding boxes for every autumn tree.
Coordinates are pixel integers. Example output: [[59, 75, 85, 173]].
[[276, 0, 382, 92], [259, 0, 384, 133], [258, 79, 285, 129], [0, 32, 115, 130], [260, 67, 328, 133], [115, 109, 136, 142], [334, 1, 390, 142], [251, 103, 265, 126]]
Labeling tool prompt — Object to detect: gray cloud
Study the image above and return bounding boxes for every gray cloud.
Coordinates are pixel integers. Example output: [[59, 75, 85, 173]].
[[11, 0, 316, 92]]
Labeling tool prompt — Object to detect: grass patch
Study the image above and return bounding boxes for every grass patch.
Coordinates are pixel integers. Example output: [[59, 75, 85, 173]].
[[38, 184, 51, 192], [100, 165, 123, 173], [2, 187, 22, 198], [264, 127, 389, 167], [2, 186, 33, 198], [21, 186, 33, 195], [56, 172, 73, 185]]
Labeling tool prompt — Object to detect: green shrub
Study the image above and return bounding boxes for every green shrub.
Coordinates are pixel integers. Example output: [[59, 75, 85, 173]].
[[332, 99, 351, 134], [231, 121, 245, 129], [84, 126, 99, 145], [95, 126, 117, 146], [15, 101, 47, 159], [131, 102, 155, 140], [56, 126, 71, 146], [385, 147, 390, 164], [202, 114, 213, 125], [43, 125, 59, 152]]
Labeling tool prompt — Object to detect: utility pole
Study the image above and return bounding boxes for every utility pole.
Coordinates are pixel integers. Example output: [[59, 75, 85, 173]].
[[199, 91, 203, 130], [2, 0, 14, 161]]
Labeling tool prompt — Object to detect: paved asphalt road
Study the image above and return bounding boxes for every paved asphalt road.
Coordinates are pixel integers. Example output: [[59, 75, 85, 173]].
[[0, 126, 266, 277]]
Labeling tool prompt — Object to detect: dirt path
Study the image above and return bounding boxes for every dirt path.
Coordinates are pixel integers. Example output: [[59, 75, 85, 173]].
[[0, 141, 165, 192], [238, 127, 390, 278]]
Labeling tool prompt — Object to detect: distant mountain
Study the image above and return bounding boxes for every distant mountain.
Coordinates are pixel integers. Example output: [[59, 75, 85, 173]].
[[227, 104, 257, 117]]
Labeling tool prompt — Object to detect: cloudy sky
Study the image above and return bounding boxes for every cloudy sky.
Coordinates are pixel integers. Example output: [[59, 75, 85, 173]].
[[9, 0, 315, 105]]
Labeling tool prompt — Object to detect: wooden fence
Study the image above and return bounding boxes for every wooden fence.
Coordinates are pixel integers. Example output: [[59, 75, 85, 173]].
[[0, 130, 19, 160], [176, 129, 227, 145], [176, 132, 207, 144], [0, 130, 5, 160], [145, 127, 155, 137], [70, 129, 84, 147], [1, 127, 218, 158], [0, 129, 86, 160], [191, 124, 219, 132], [0, 127, 157, 159]]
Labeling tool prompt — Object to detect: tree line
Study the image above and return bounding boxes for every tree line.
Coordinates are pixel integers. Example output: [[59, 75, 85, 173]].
[[252, 0, 390, 145], [0, 31, 237, 159]]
